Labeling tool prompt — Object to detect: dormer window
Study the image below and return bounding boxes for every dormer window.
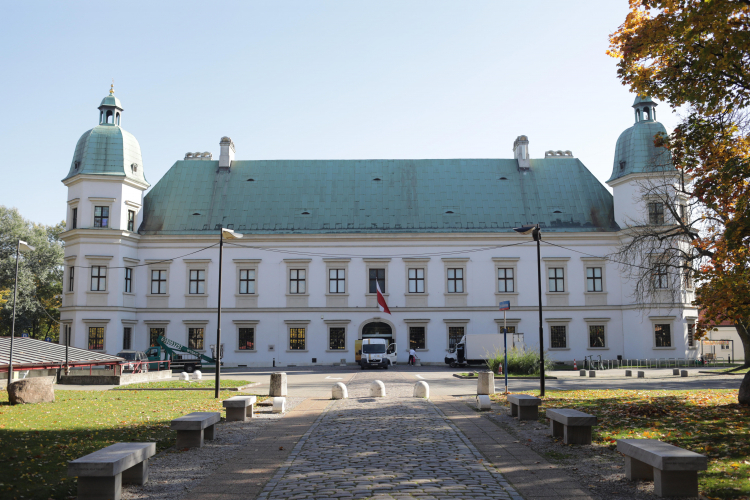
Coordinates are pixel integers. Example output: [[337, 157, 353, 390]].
[[619, 160, 626, 170], [131, 163, 138, 173], [74, 161, 80, 170]]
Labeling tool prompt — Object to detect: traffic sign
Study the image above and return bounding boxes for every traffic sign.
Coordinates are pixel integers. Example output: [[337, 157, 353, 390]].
[[498, 300, 510, 311], [21, 333, 29, 338], [45, 337, 52, 342]]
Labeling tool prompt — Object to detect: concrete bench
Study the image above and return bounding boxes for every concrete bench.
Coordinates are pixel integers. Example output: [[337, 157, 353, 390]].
[[68, 442, 155, 500], [546, 408, 597, 444], [170, 412, 221, 448], [507, 394, 541, 420], [617, 439, 707, 498], [223, 395, 257, 421]]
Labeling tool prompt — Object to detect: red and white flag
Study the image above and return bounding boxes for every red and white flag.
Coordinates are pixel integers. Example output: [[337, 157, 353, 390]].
[[376, 281, 391, 315]]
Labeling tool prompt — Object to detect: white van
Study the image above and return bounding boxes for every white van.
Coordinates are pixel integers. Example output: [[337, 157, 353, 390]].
[[359, 338, 397, 369]]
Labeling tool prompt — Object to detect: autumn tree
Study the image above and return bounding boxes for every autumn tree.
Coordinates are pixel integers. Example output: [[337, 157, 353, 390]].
[[0, 206, 64, 340], [609, 1, 750, 382]]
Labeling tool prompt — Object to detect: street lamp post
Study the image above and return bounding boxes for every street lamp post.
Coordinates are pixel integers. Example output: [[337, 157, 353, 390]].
[[215, 228, 243, 398], [8, 240, 36, 385], [513, 224, 545, 396]]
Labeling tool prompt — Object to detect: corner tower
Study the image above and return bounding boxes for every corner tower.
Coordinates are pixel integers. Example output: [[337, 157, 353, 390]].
[[607, 96, 673, 227], [62, 85, 150, 233]]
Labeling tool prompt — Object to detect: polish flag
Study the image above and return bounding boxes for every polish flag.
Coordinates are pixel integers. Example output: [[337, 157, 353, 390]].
[[376, 281, 391, 315]]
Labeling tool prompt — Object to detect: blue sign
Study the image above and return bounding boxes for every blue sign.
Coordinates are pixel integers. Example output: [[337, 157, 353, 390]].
[[498, 300, 510, 311], [45, 337, 52, 342], [21, 333, 29, 338]]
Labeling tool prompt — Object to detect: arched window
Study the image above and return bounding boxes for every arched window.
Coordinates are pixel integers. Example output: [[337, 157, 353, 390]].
[[115, 113, 120, 125], [635, 109, 640, 122], [362, 322, 393, 342], [106, 110, 113, 124], [643, 108, 650, 121], [100, 111, 104, 124]]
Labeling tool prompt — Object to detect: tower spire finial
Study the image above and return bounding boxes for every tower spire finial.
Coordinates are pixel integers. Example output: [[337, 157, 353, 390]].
[[109, 79, 115, 96]]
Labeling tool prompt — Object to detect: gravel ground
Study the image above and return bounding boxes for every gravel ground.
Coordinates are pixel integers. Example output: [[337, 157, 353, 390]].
[[122, 396, 306, 500], [483, 402, 700, 500]]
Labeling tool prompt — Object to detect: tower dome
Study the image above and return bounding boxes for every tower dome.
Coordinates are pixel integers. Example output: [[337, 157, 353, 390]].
[[63, 86, 149, 187], [607, 96, 673, 183]]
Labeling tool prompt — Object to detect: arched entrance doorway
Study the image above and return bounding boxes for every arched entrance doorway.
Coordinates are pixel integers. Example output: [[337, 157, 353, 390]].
[[361, 322, 393, 343]]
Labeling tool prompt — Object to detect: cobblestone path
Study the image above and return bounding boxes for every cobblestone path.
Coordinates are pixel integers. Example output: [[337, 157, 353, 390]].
[[258, 370, 523, 500]]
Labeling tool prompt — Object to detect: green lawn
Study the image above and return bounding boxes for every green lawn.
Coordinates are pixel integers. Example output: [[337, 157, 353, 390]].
[[458, 372, 552, 379], [490, 389, 748, 499], [714, 366, 750, 374], [113, 379, 253, 390], [0, 390, 266, 500]]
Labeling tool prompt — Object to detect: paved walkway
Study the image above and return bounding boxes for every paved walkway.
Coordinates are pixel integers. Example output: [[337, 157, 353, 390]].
[[191, 371, 597, 500]]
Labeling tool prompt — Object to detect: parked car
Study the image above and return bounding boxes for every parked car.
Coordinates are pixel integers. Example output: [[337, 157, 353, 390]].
[[116, 350, 150, 373]]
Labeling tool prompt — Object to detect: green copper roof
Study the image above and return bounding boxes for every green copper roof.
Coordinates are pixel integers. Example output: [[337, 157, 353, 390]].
[[63, 125, 149, 186], [632, 95, 654, 107], [99, 95, 122, 109], [607, 120, 672, 183], [140, 158, 617, 235]]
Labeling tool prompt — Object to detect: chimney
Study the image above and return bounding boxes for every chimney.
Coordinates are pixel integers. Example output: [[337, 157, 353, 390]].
[[219, 137, 235, 169], [513, 135, 530, 170]]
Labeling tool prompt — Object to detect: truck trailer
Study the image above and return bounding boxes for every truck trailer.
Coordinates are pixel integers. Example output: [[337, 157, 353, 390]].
[[444, 334, 504, 367]]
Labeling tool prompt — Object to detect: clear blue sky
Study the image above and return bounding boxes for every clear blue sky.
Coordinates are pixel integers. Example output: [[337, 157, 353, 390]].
[[0, 0, 678, 227]]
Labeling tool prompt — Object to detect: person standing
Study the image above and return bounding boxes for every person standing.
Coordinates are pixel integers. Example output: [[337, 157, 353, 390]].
[[409, 348, 416, 365]]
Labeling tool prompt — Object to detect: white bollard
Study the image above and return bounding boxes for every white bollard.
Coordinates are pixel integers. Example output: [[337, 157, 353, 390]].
[[332, 382, 348, 400], [180, 372, 189, 381], [270, 372, 288, 397], [477, 371, 495, 395], [370, 380, 386, 397], [413, 381, 429, 399], [476, 394, 492, 411], [193, 370, 202, 380], [272, 396, 286, 413]]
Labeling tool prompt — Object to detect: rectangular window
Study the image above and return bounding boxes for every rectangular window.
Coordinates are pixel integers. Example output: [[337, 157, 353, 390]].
[[239, 269, 255, 294], [88, 327, 104, 350], [548, 268, 564, 292], [127, 210, 135, 231], [653, 264, 669, 289], [289, 328, 306, 350], [329, 327, 345, 350], [683, 264, 694, 289], [586, 267, 603, 292], [448, 326, 464, 349], [189, 270, 205, 294], [94, 206, 109, 228], [655, 324, 672, 347], [409, 327, 426, 350], [550, 325, 567, 348], [369, 268, 385, 293], [238, 328, 255, 350], [68, 266, 74, 292], [679, 204, 687, 223], [497, 268, 514, 293], [289, 269, 306, 294], [447, 268, 464, 293], [151, 270, 167, 294], [72, 207, 77, 229], [329, 269, 345, 293], [687, 324, 695, 348], [408, 268, 425, 293], [589, 325, 605, 348], [124, 267, 132, 293], [188, 328, 204, 350], [648, 202, 664, 225], [149, 328, 164, 347], [123, 327, 132, 350], [90, 266, 107, 291]]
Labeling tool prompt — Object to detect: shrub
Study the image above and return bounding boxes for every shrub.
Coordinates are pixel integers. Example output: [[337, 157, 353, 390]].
[[485, 347, 554, 375]]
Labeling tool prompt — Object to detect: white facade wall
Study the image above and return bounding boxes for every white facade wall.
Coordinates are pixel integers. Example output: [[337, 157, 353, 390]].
[[59, 231, 699, 367]]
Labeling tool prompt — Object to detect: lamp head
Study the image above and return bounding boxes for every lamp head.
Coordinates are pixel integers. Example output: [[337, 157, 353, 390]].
[[18, 240, 35, 253], [513, 224, 541, 241], [221, 228, 243, 239]]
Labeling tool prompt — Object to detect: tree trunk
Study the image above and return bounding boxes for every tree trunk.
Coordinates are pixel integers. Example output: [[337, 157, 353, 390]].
[[735, 321, 750, 369]]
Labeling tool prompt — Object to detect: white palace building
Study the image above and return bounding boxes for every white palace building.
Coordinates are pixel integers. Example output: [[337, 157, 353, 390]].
[[59, 88, 699, 367]]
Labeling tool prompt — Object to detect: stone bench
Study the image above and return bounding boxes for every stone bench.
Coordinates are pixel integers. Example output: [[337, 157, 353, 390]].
[[507, 394, 541, 420], [223, 395, 257, 421], [617, 439, 707, 498], [546, 408, 597, 445], [68, 442, 155, 500], [170, 412, 221, 448]]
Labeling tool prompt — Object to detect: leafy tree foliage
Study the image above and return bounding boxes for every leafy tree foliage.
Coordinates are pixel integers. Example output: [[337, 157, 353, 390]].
[[0, 206, 64, 340], [609, 0, 750, 371]]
